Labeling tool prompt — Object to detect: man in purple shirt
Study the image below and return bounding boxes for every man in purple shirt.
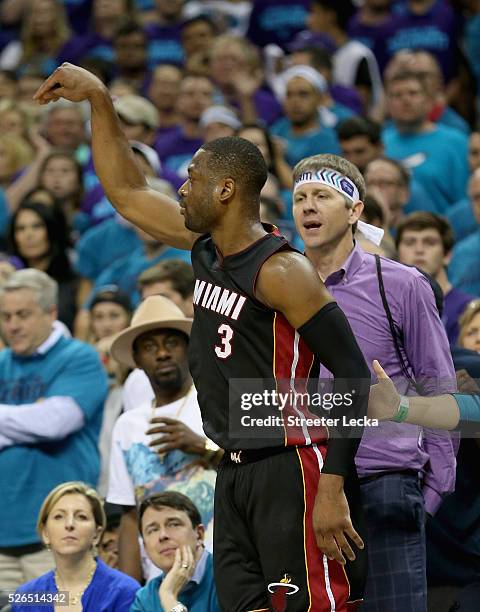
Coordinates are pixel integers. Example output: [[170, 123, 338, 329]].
[[395, 212, 476, 345], [292, 153, 457, 612]]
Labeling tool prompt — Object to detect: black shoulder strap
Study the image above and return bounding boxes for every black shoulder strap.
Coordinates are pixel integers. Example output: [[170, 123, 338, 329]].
[[375, 254, 420, 393]]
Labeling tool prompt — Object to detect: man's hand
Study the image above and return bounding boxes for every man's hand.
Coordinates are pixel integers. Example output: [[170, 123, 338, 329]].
[[368, 360, 400, 421], [33, 63, 106, 105], [158, 546, 196, 611], [313, 474, 364, 565], [146, 417, 206, 455]]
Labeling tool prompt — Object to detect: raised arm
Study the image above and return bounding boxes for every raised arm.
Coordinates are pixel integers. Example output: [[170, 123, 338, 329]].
[[34, 63, 199, 250]]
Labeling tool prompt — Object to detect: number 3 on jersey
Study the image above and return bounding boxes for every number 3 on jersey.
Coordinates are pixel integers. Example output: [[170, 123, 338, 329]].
[[215, 323, 234, 359]]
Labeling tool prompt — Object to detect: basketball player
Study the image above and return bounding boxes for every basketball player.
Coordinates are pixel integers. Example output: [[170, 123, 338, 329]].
[[35, 64, 370, 612]]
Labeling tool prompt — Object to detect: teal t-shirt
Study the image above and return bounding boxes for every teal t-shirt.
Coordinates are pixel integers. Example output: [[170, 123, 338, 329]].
[[89, 246, 191, 307], [383, 124, 469, 212], [270, 116, 341, 167], [130, 552, 219, 612], [0, 336, 108, 546]]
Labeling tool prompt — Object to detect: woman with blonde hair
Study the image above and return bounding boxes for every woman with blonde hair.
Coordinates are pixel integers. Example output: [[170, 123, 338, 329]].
[[0, 0, 71, 75], [458, 299, 480, 353], [12, 482, 139, 611]]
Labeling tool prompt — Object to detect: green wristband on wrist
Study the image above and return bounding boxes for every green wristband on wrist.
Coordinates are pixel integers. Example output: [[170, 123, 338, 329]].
[[393, 395, 409, 423]]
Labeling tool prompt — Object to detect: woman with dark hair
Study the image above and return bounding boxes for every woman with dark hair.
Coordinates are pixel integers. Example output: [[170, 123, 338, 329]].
[[8, 201, 80, 330], [37, 149, 84, 234]]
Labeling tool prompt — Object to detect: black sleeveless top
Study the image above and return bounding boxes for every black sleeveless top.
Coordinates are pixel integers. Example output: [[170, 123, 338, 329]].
[[189, 228, 328, 450]]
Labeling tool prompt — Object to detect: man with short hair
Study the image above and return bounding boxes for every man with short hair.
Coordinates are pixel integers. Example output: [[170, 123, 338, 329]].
[[336, 117, 383, 173], [0, 269, 108, 588], [383, 71, 469, 212], [364, 156, 437, 229], [131, 491, 220, 611], [36, 64, 372, 612], [396, 211, 476, 344], [292, 153, 457, 612], [154, 75, 214, 177], [138, 259, 194, 314], [107, 296, 218, 583]]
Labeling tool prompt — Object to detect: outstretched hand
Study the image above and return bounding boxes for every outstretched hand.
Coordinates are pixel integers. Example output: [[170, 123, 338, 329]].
[[368, 360, 400, 421], [33, 63, 106, 105]]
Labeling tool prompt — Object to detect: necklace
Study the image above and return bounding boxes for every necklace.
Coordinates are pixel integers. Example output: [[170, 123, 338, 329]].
[[54, 560, 96, 606], [150, 386, 193, 462]]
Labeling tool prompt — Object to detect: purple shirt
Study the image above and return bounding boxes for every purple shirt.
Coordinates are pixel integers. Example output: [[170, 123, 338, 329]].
[[348, 14, 396, 73], [319, 243, 457, 514], [154, 126, 203, 177], [386, 0, 460, 81]]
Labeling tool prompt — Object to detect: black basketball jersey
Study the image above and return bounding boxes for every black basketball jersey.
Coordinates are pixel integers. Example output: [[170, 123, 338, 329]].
[[188, 228, 328, 451]]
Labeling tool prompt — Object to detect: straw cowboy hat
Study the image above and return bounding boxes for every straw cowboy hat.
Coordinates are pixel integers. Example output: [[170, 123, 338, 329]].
[[110, 296, 192, 369]]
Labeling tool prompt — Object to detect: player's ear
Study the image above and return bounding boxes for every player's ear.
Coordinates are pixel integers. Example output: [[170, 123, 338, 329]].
[[217, 178, 235, 203]]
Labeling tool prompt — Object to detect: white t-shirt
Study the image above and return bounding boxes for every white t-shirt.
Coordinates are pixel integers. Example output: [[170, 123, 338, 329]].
[[107, 388, 216, 550], [122, 368, 154, 412]]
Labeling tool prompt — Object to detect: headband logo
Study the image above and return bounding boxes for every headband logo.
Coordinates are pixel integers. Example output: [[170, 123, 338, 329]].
[[340, 179, 354, 198], [296, 171, 312, 184]]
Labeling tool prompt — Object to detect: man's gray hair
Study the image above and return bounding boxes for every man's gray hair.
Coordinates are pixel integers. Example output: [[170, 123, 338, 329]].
[[0, 269, 58, 312], [293, 154, 366, 203]]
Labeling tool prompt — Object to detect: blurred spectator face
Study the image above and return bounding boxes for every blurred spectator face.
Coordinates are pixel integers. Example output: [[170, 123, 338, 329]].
[[0, 72, 17, 99], [148, 65, 182, 112], [469, 171, 480, 225], [115, 31, 147, 71], [40, 155, 80, 200], [109, 79, 137, 98], [397, 227, 446, 277], [307, 3, 332, 32], [469, 132, 480, 172], [0, 287, 55, 355], [0, 109, 25, 139], [386, 78, 430, 127], [155, 0, 184, 22], [91, 302, 130, 340], [41, 493, 102, 557], [238, 127, 272, 167], [210, 41, 249, 88], [13, 208, 50, 263], [460, 307, 480, 352], [340, 136, 382, 173], [94, 0, 128, 20], [18, 74, 44, 103], [46, 108, 86, 149], [177, 77, 213, 122], [284, 77, 320, 127], [365, 159, 408, 220], [118, 118, 152, 144], [98, 527, 119, 568], [141, 280, 193, 316], [141, 504, 204, 572], [182, 19, 215, 57], [30, 0, 57, 37]]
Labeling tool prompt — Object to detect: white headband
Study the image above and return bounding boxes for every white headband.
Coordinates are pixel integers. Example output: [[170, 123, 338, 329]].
[[293, 168, 385, 246]]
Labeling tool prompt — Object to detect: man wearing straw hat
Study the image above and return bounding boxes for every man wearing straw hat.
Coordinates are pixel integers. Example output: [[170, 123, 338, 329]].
[[107, 296, 219, 584], [35, 65, 371, 612]]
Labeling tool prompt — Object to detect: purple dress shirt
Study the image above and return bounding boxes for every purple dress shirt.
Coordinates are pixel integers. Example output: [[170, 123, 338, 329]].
[[320, 243, 457, 515]]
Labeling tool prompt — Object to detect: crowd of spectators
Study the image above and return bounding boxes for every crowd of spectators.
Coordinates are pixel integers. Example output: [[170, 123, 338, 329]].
[[0, 0, 479, 611]]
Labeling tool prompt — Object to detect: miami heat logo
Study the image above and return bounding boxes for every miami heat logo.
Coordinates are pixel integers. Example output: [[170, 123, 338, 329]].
[[268, 574, 300, 612]]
